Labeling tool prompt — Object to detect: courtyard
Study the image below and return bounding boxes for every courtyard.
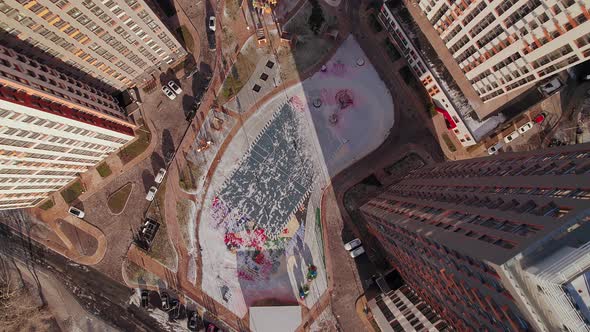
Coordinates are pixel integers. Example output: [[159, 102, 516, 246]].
[[197, 36, 395, 317]]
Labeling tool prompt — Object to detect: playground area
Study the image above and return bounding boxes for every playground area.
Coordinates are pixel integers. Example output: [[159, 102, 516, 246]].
[[198, 36, 394, 317]]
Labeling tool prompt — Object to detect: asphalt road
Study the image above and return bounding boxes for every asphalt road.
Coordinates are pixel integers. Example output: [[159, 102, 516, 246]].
[[0, 221, 166, 332]]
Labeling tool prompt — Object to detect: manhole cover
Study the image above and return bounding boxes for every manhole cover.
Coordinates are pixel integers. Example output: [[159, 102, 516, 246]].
[[356, 58, 365, 66], [313, 98, 322, 108]]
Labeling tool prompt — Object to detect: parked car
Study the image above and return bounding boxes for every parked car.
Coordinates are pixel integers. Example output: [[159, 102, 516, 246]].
[[187, 311, 201, 331], [162, 85, 176, 100], [146, 186, 158, 201], [350, 246, 365, 258], [518, 121, 534, 134], [140, 290, 149, 308], [344, 238, 362, 251], [487, 141, 504, 155], [503, 130, 520, 144], [167, 81, 182, 95], [161, 292, 170, 310], [155, 168, 167, 184], [208, 16, 216, 31], [534, 112, 547, 124], [68, 206, 85, 218]]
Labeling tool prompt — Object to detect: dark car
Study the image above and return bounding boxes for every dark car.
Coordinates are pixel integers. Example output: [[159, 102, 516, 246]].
[[187, 311, 202, 331], [161, 292, 170, 310], [140, 290, 149, 308]]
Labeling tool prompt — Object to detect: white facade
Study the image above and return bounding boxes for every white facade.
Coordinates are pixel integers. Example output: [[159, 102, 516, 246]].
[[0, 0, 187, 90], [419, 0, 590, 102], [0, 93, 133, 210], [379, 5, 477, 147]]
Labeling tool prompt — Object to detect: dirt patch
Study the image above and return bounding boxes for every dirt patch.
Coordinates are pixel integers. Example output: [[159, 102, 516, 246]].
[[225, 0, 242, 19], [176, 199, 196, 250], [179, 159, 204, 191], [60, 180, 84, 204], [118, 125, 151, 165], [58, 220, 98, 256], [38, 198, 55, 210], [107, 183, 133, 214], [146, 178, 178, 270], [96, 162, 112, 178], [123, 259, 162, 286], [219, 40, 265, 103]]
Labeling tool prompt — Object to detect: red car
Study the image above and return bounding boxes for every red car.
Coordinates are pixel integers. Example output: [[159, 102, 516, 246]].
[[534, 112, 546, 124]]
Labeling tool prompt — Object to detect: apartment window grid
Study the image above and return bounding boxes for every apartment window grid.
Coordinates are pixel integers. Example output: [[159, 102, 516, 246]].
[[0, 0, 185, 89], [363, 210, 521, 331], [417, 0, 590, 102], [0, 106, 128, 147]]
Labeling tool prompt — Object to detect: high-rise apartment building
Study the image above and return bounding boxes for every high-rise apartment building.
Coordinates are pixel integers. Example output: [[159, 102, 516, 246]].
[[0, 0, 187, 90], [382, 0, 590, 120], [0, 43, 135, 210], [360, 144, 590, 331]]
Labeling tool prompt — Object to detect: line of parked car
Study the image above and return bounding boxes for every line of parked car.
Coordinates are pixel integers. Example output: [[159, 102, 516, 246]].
[[487, 112, 546, 155], [140, 290, 221, 331], [146, 168, 167, 201], [162, 80, 183, 100], [344, 238, 365, 258]]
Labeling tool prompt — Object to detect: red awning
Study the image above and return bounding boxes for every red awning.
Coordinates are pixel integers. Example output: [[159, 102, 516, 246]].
[[435, 107, 457, 129]]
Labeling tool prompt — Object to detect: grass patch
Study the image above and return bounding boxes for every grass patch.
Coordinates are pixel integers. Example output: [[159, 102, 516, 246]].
[[96, 162, 112, 178], [146, 178, 177, 269], [176, 199, 195, 250], [219, 44, 258, 103], [176, 26, 194, 52], [369, 13, 383, 32], [442, 133, 457, 152], [60, 180, 84, 204], [384, 38, 400, 62], [427, 103, 438, 118], [38, 198, 55, 211], [124, 260, 161, 286], [179, 159, 203, 191], [107, 183, 133, 214], [118, 125, 151, 165], [225, 0, 242, 19]]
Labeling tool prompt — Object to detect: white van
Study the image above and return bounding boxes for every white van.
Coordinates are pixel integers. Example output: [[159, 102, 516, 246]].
[[155, 168, 167, 184], [344, 238, 362, 251], [146, 186, 158, 201]]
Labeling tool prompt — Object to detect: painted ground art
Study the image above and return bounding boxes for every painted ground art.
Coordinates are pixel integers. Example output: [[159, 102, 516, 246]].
[[200, 36, 393, 318], [201, 102, 326, 316]]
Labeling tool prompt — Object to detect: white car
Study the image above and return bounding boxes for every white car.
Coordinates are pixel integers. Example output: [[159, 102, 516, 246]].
[[155, 168, 167, 184], [503, 130, 520, 144], [487, 141, 504, 155], [162, 85, 176, 100], [350, 246, 365, 258], [146, 186, 158, 201], [518, 121, 534, 134], [68, 206, 85, 219], [208, 16, 216, 31], [344, 238, 362, 251], [167, 81, 182, 95]]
